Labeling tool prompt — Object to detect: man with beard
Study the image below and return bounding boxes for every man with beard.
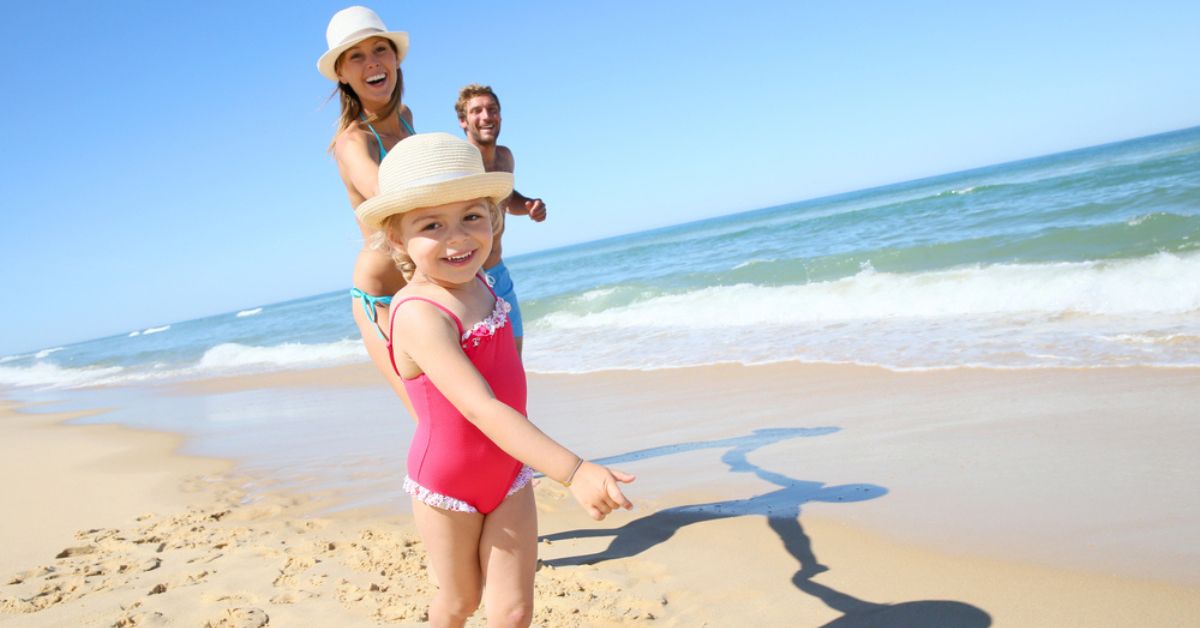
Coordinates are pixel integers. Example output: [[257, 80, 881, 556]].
[[455, 84, 548, 355]]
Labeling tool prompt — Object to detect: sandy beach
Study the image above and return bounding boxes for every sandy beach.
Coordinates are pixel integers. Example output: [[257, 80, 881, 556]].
[[2, 363, 1198, 626]]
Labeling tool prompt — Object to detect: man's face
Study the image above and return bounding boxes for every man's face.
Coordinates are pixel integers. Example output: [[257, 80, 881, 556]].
[[460, 95, 501, 146]]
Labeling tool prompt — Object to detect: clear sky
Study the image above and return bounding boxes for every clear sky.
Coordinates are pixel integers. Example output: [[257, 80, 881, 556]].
[[2, 0, 1197, 354]]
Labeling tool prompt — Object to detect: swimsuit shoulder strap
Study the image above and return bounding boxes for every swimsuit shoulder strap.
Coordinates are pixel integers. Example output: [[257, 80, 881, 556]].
[[362, 111, 414, 161], [386, 297, 466, 378], [360, 113, 387, 159], [390, 297, 466, 338], [350, 288, 393, 340]]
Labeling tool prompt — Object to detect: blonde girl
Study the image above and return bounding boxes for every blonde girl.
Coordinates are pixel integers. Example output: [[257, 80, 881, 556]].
[[357, 133, 635, 627]]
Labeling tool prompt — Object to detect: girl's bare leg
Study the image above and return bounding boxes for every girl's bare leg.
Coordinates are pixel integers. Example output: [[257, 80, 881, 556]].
[[479, 484, 538, 628], [413, 500, 485, 627], [351, 301, 416, 418]]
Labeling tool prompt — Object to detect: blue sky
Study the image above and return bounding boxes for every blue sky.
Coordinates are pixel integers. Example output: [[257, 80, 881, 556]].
[[1, 0, 1197, 354]]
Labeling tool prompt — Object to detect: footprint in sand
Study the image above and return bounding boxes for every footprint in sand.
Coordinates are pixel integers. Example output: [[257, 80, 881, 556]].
[[203, 606, 269, 628], [54, 545, 97, 559], [113, 610, 167, 626], [271, 556, 316, 588]]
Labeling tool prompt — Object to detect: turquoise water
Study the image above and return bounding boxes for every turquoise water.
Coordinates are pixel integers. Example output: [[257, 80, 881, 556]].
[[4, 126, 1199, 390]]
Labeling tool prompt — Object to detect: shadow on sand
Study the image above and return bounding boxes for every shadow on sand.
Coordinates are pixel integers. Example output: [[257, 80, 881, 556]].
[[541, 428, 991, 627]]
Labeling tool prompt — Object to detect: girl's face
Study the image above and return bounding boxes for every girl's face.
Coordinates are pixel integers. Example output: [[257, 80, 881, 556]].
[[336, 37, 399, 105], [393, 199, 494, 286]]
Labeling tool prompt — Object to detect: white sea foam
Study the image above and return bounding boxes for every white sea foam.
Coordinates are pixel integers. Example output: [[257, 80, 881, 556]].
[[141, 325, 171, 335], [0, 363, 125, 389], [732, 259, 770, 271], [196, 339, 366, 370], [538, 252, 1200, 330], [0, 340, 371, 390], [34, 347, 65, 359], [1099, 333, 1200, 346], [128, 331, 141, 337], [236, 308, 263, 318], [575, 288, 617, 302], [524, 252, 1200, 373], [0, 355, 18, 364]]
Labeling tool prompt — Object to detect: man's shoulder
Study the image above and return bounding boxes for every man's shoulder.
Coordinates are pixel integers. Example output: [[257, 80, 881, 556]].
[[494, 145, 515, 172]]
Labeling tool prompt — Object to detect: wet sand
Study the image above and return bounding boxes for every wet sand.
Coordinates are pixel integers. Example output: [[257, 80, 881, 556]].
[[2, 363, 1198, 626]]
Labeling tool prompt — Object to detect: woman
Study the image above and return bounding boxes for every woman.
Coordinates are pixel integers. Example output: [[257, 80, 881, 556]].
[[318, 6, 416, 404]]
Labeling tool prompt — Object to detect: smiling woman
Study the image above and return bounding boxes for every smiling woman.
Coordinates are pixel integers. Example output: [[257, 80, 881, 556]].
[[317, 6, 417, 409]]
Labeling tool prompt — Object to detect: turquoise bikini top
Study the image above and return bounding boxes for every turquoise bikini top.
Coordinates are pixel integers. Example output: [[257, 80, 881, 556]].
[[362, 112, 416, 159]]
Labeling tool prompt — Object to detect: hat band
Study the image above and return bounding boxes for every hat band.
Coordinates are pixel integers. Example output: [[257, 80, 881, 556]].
[[334, 26, 386, 47], [393, 169, 487, 189]]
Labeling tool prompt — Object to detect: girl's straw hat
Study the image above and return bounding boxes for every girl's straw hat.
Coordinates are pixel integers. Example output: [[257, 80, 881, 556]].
[[318, 6, 409, 81], [356, 133, 514, 230]]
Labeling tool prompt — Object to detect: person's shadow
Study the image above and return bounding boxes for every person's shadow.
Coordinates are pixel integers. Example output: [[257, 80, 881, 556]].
[[541, 427, 991, 627]]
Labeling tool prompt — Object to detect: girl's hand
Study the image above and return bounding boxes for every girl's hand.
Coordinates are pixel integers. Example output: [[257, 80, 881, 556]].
[[567, 461, 635, 520]]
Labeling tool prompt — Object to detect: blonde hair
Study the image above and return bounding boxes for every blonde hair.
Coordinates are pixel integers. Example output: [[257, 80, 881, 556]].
[[373, 199, 505, 281]]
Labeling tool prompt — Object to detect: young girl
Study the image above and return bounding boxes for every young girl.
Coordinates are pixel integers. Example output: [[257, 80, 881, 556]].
[[356, 133, 635, 626], [318, 6, 417, 404]]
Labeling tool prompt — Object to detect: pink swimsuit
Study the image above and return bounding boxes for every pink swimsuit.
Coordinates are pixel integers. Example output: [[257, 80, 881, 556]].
[[387, 277, 531, 514]]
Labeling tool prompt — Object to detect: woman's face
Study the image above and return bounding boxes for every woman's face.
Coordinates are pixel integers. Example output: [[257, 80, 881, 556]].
[[336, 37, 399, 104]]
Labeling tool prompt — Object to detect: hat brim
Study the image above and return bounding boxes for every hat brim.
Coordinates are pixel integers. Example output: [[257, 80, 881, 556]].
[[317, 31, 409, 82], [356, 172, 514, 230]]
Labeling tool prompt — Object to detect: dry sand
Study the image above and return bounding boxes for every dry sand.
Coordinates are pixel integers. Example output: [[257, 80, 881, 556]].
[[2, 363, 1198, 626]]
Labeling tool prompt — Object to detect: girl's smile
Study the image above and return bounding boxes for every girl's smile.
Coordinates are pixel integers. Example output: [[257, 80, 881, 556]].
[[444, 250, 476, 266]]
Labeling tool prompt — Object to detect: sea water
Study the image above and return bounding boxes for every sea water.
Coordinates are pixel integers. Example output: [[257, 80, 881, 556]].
[[3, 126, 1198, 391]]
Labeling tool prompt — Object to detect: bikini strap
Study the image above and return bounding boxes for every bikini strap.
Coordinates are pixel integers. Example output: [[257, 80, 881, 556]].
[[350, 288, 392, 340], [360, 113, 387, 159], [362, 112, 415, 160]]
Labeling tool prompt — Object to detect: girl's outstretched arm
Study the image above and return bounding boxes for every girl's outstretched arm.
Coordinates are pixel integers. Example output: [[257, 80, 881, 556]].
[[394, 300, 634, 520]]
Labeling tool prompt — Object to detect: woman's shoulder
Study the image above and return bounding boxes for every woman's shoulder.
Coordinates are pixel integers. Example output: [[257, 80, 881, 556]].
[[333, 120, 375, 158]]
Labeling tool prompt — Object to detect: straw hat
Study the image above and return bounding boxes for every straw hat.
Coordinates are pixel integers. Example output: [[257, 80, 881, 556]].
[[318, 6, 409, 82], [356, 133, 514, 230]]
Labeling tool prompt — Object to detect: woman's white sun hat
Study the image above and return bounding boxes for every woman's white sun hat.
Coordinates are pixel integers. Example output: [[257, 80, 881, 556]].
[[318, 6, 409, 82], [356, 133, 514, 230]]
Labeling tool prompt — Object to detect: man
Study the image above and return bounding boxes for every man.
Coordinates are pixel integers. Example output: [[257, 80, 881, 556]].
[[455, 84, 547, 355]]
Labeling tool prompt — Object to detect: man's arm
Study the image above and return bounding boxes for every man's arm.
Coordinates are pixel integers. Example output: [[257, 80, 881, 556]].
[[496, 146, 547, 222]]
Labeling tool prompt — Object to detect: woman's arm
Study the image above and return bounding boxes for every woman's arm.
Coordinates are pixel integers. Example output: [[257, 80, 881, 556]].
[[334, 128, 382, 199]]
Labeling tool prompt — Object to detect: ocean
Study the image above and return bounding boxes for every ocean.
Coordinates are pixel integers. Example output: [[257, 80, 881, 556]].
[[3, 125, 1199, 392]]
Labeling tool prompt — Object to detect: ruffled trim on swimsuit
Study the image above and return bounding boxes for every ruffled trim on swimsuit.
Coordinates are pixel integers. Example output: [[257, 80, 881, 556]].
[[403, 465, 533, 513], [461, 298, 511, 348]]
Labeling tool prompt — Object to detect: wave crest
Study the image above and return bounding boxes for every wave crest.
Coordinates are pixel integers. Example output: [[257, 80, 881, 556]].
[[539, 252, 1199, 330], [197, 340, 365, 369]]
